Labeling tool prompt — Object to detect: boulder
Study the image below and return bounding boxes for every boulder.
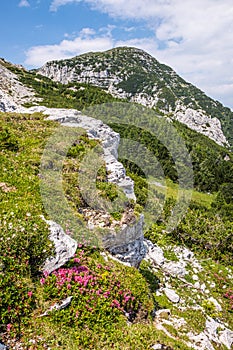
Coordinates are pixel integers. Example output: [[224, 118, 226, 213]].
[[42, 219, 77, 274]]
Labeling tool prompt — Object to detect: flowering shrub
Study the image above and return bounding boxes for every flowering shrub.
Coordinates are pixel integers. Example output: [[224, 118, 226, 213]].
[[40, 246, 144, 329], [223, 289, 233, 310]]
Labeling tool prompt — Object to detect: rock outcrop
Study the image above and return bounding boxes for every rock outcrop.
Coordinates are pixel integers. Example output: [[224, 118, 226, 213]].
[[0, 88, 18, 112], [0, 59, 38, 109], [174, 105, 228, 146]]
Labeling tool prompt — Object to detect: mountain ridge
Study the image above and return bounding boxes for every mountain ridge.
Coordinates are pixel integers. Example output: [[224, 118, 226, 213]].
[[37, 46, 233, 148]]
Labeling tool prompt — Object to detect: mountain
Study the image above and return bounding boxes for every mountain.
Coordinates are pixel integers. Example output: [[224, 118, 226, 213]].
[[37, 47, 233, 148]]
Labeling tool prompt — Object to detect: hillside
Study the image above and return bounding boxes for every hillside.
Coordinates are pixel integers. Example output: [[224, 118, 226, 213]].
[[0, 52, 233, 349], [37, 47, 233, 149]]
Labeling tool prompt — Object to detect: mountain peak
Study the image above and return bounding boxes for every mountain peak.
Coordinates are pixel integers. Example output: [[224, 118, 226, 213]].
[[37, 47, 232, 148]]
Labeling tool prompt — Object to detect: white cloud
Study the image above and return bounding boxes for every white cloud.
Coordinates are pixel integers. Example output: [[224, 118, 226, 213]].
[[79, 27, 96, 37], [25, 33, 113, 66], [18, 0, 30, 7], [50, 0, 78, 11]]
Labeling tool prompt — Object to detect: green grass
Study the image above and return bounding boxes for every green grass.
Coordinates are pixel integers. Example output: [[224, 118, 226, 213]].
[[148, 177, 215, 209]]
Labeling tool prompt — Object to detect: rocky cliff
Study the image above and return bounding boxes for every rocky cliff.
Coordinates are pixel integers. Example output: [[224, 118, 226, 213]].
[[0, 58, 38, 110]]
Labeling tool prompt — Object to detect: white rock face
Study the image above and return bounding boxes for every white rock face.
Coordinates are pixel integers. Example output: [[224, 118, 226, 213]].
[[0, 88, 18, 112], [103, 214, 145, 267], [203, 317, 233, 350], [0, 59, 38, 108], [174, 105, 228, 146], [42, 219, 78, 274]]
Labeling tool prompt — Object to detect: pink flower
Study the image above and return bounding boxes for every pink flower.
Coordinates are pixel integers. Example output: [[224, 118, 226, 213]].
[[67, 284, 72, 290], [7, 324, 12, 332], [28, 291, 33, 297], [40, 277, 45, 285], [74, 258, 80, 263], [111, 299, 121, 309]]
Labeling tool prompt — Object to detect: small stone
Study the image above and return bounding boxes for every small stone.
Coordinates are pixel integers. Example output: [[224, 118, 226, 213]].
[[155, 309, 171, 319], [151, 345, 162, 350], [163, 261, 187, 277], [200, 283, 206, 291], [194, 281, 200, 289], [144, 240, 165, 266], [164, 288, 180, 303]]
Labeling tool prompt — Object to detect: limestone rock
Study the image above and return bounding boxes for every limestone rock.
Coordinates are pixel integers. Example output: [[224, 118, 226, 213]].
[[144, 239, 165, 266], [151, 345, 173, 350], [39, 296, 73, 316], [104, 214, 146, 267], [42, 219, 77, 274], [0, 343, 8, 350], [163, 261, 187, 277], [0, 59, 38, 109], [219, 329, 233, 350], [204, 317, 233, 350], [164, 288, 180, 303], [31, 106, 136, 201], [174, 105, 228, 147], [0, 88, 18, 112], [187, 332, 215, 350]]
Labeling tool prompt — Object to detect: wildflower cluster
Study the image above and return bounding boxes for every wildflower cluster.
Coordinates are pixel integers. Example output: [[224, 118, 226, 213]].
[[223, 289, 233, 310], [40, 246, 138, 328]]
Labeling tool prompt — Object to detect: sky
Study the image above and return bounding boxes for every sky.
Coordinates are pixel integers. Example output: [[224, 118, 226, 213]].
[[1, 0, 233, 109]]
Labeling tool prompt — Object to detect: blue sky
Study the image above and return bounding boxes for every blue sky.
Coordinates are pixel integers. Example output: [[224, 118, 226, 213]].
[[1, 0, 233, 109]]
